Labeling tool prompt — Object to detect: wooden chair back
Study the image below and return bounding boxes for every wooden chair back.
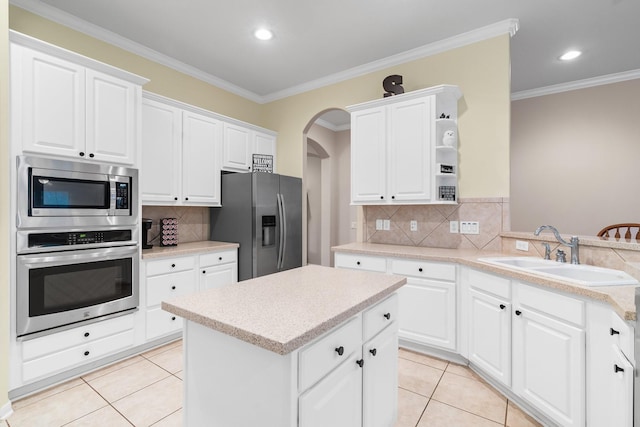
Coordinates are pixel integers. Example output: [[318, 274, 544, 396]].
[[596, 223, 640, 241]]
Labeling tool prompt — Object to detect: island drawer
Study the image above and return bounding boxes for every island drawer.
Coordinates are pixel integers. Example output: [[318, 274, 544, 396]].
[[334, 253, 386, 273], [299, 315, 363, 392], [145, 256, 196, 276], [146, 307, 183, 339], [199, 250, 237, 268], [363, 293, 398, 341]]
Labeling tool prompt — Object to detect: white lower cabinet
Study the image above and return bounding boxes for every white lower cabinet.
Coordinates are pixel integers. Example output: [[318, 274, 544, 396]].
[[143, 248, 238, 340], [392, 259, 456, 351], [21, 314, 135, 383], [300, 294, 399, 427]]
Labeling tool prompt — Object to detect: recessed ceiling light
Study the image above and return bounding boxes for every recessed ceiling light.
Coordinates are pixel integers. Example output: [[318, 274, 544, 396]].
[[559, 50, 582, 61], [254, 28, 274, 41]]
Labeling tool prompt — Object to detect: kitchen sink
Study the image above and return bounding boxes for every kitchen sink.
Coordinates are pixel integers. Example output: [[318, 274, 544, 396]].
[[478, 257, 639, 287]]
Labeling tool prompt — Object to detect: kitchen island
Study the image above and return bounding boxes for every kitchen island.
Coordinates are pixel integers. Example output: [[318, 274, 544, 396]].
[[162, 264, 406, 427]]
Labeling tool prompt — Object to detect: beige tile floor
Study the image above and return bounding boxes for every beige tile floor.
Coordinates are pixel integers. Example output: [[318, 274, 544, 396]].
[[2, 342, 542, 427]]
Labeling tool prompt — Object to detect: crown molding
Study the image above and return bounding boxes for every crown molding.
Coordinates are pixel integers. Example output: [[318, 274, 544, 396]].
[[511, 69, 640, 100], [261, 19, 519, 103], [9, 0, 264, 103], [11, 0, 518, 104]]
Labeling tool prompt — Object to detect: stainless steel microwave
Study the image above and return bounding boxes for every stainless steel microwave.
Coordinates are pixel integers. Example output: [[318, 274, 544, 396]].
[[17, 156, 138, 229]]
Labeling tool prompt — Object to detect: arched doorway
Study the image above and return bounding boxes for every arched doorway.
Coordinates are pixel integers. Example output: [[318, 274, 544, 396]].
[[303, 109, 353, 266]]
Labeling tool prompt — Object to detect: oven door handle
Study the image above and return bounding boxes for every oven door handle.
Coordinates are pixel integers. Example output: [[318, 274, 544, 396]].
[[17, 245, 139, 267]]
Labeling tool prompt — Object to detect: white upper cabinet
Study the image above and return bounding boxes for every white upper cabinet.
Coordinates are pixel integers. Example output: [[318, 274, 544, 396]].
[[141, 94, 222, 207], [347, 85, 461, 205], [222, 123, 277, 173], [10, 32, 147, 165]]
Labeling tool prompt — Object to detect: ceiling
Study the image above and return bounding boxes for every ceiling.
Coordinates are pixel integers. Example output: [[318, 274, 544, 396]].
[[11, 0, 640, 112]]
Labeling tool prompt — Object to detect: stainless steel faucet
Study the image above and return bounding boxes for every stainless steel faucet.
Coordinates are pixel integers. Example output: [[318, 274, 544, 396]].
[[534, 225, 580, 264]]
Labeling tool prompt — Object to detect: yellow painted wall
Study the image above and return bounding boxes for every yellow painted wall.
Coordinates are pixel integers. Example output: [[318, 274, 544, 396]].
[[264, 35, 511, 197], [1, 0, 10, 413]]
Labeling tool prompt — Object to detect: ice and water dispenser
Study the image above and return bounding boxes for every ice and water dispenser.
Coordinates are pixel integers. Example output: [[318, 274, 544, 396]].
[[262, 216, 276, 246]]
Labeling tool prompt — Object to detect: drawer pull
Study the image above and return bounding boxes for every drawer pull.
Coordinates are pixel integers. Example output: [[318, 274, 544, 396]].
[[335, 346, 344, 356], [515, 310, 522, 316], [369, 348, 377, 357], [202, 270, 206, 274], [84, 351, 90, 356], [383, 313, 391, 320], [171, 316, 176, 321], [84, 332, 90, 338], [380, 196, 384, 200], [610, 328, 620, 336], [219, 257, 223, 261], [614, 364, 625, 373], [418, 268, 423, 272], [356, 359, 364, 368], [499, 304, 506, 310], [174, 197, 178, 201], [171, 285, 176, 290], [171, 263, 176, 268], [356, 261, 361, 266], [79, 151, 85, 157]]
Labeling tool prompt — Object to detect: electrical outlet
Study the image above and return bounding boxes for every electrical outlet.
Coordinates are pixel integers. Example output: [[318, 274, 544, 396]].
[[460, 221, 480, 234], [383, 219, 391, 231], [410, 220, 417, 232], [515, 240, 529, 251], [375, 219, 383, 230], [449, 221, 459, 233]]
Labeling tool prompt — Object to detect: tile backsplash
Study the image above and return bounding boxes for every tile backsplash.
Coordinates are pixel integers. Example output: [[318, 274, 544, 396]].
[[141, 206, 211, 246], [363, 198, 509, 251]]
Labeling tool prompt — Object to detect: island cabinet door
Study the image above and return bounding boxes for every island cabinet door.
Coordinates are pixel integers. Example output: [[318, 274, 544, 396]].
[[299, 352, 363, 427], [363, 324, 398, 427]]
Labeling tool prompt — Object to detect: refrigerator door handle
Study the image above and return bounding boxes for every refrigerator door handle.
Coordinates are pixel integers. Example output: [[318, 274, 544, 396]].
[[280, 193, 288, 270], [277, 193, 284, 270]]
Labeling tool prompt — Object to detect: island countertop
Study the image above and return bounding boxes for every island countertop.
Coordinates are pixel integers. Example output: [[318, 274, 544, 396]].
[[162, 264, 406, 355]]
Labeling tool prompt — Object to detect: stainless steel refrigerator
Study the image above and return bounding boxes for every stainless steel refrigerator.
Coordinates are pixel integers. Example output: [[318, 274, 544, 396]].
[[210, 172, 302, 281]]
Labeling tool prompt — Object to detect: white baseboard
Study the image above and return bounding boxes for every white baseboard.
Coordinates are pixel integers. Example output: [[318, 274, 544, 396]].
[[0, 400, 13, 420]]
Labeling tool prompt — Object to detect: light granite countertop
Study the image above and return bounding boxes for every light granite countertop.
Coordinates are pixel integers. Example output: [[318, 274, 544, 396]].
[[162, 264, 406, 355], [332, 242, 638, 321], [142, 240, 239, 260]]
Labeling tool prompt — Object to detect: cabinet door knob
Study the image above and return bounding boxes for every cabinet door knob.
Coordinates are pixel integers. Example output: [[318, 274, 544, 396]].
[[171, 263, 176, 268], [171, 285, 176, 290], [610, 328, 620, 336], [383, 313, 391, 320], [614, 364, 625, 373], [171, 316, 176, 321], [380, 196, 384, 200], [185, 197, 189, 201], [84, 332, 90, 338], [174, 197, 178, 201], [499, 304, 506, 310], [335, 346, 344, 356], [84, 351, 90, 356], [391, 195, 395, 199], [418, 268, 423, 272], [89, 153, 95, 158], [219, 257, 223, 261], [369, 348, 377, 356], [356, 261, 361, 265], [356, 359, 364, 368], [202, 270, 206, 274], [515, 310, 522, 316], [79, 152, 85, 157]]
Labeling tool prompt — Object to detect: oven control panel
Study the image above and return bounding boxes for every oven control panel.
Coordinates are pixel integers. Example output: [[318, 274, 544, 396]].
[[27, 229, 133, 249]]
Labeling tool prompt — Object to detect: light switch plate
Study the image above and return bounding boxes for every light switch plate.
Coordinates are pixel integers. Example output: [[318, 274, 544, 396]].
[[376, 219, 383, 230], [516, 240, 529, 251], [449, 221, 459, 233], [410, 220, 417, 232], [383, 219, 391, 231]]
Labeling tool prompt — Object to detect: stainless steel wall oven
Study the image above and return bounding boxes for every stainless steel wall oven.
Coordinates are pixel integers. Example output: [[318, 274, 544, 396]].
[[15, 155, 140, 339]]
